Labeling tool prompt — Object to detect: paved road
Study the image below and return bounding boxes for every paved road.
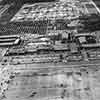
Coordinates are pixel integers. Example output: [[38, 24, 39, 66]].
[[5, 59, 100, 73]]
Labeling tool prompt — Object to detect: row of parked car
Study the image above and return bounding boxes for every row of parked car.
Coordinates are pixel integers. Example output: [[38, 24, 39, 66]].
[[2, 31, 100, 64], [11, 0, 81, 22], [4, 31, 99, 56]]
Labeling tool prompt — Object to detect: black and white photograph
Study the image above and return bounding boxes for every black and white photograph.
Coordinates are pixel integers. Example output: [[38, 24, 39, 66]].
[[0, 0, 100, 100]]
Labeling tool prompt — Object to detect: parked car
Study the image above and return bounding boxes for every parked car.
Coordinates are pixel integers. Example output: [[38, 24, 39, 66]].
[[74, 33, 100, 49]]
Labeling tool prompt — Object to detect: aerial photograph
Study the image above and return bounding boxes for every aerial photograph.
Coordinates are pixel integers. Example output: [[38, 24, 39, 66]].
[[0, 0, 100, 100]]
